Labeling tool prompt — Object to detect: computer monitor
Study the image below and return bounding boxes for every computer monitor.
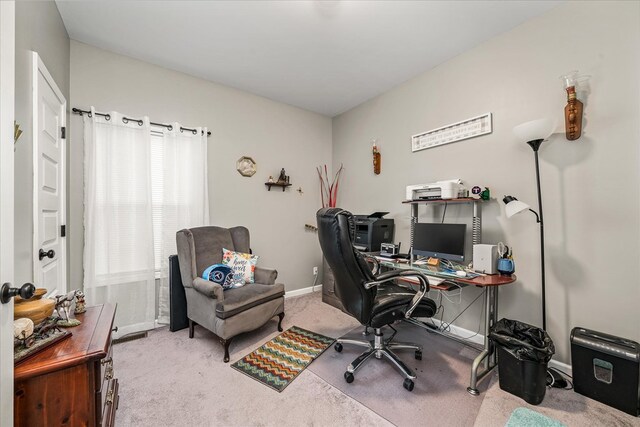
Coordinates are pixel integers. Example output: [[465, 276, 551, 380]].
[[412, 223, 466, 263]]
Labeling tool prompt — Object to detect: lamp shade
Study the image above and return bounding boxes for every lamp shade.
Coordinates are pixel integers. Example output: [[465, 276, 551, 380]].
[[513, 118, 556, 142], [503, 195, 530, 218]]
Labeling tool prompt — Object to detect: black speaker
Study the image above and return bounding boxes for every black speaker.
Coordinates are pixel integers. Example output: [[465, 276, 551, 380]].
[[571, 327, 640, 416]]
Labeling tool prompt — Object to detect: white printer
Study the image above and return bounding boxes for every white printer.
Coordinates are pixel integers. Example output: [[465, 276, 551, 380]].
[[406, 179, 467, 201]]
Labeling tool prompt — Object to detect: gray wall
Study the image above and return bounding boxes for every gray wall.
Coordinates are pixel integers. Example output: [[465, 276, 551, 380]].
[[14, 1, 70, 284], [69, 41, 332, 293], [332, 1, 640, 363]]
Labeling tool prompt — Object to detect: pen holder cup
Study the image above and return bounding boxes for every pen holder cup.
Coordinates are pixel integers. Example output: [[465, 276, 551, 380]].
[[497, 258, 515, 276]]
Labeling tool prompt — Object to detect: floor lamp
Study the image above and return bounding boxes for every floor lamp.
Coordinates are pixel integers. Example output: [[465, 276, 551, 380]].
[[503, 118, 555, 332]]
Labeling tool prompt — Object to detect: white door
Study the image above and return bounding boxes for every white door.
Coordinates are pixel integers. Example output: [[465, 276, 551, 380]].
[[32, 53, 66, 296], [0, 2, 16, 425]]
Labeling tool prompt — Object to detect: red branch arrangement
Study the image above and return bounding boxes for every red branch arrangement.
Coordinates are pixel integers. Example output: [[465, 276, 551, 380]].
[[317, 164, 344, 208]]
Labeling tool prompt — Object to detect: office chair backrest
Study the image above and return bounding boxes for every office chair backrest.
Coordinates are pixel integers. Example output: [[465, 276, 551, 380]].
[[317, 208, 376, 325]]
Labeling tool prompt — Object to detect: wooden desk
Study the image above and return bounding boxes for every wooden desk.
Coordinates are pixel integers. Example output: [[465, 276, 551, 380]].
[[14, 304, 118, 427], [375, 257, 516, 395]]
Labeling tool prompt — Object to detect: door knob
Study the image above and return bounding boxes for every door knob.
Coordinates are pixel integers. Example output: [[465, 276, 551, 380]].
[[39, 248, 55, 260], [1, 283, 36, 304]]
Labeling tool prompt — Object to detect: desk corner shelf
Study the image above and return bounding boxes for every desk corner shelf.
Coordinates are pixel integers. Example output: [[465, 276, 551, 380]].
[[405, 197, 483, 249], [265, 182, 292, 192], [403, 197, 481, 204]]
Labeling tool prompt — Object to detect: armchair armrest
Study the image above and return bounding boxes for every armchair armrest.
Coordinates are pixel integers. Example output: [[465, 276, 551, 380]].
[[254, 267, 278, 285], [193, 277, 224, 300], [365, 269, 430, 319]]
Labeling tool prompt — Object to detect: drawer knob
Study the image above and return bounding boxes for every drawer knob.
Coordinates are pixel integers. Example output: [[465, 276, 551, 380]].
[[112, 326, 118, 333], [105, 366, 114, 380], [101, 357, 113, 366]]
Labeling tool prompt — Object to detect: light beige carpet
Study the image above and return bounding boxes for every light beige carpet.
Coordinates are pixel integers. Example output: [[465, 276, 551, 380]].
[[475, 375, 640, 427], [113, 291, 392, 427], [113, 291, 640, 426]]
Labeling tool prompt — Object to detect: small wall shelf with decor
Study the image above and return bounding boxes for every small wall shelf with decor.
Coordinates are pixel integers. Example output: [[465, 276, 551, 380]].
[[265, 182, 292, 192]]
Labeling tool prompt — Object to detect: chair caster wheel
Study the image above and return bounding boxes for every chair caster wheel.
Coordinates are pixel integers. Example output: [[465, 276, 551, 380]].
[[344, 372, 354, 383], [415, 350, 422, 360], [334, 342, 343, 353], [403, 378, 414, 392]]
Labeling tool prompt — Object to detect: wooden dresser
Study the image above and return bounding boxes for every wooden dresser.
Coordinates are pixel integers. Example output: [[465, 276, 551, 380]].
[[14, 304, 119, 427]]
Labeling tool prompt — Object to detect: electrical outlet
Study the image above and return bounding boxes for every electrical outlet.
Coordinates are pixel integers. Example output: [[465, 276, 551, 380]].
[[313, 266, 318, 276]]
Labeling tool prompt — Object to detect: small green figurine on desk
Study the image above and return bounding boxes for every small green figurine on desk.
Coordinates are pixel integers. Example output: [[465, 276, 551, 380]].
[[480, 187, 490, 200], [471, 186, 491, 200]]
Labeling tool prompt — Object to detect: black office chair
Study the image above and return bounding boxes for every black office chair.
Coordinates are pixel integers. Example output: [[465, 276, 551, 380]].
[[317, 208, 438, 391]]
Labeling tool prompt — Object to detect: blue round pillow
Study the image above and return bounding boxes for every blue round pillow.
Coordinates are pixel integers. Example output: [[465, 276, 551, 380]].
[[202, 264, 235, 290]]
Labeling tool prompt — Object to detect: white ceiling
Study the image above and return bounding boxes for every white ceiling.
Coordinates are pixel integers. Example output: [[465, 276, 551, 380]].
[[56, 1, 560, 117]]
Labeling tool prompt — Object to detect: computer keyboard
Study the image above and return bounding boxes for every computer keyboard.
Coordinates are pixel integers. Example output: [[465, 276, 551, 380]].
[[418, 265, 480, 279], [427, 277, 444, 286]]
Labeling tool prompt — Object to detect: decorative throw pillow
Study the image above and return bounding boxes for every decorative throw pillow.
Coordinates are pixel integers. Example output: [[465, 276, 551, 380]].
[[201, 264, 240, 290], [222, 248, 258, 285]]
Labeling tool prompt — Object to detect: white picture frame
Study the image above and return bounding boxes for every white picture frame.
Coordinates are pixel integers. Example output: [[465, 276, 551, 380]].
[[411, 113, 493, 152]]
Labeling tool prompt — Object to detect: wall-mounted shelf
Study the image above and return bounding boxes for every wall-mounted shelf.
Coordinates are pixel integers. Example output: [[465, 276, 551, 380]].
[[265, 182, 292, 192]]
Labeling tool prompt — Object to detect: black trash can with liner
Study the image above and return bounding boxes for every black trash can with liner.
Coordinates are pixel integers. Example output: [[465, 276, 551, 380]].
[[490, 318, 555, 405]]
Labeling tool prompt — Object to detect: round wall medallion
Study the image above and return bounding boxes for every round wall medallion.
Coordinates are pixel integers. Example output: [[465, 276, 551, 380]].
[[236, 156, 257, 177]]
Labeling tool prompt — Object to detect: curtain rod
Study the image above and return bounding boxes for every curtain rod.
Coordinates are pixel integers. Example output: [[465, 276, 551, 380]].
[[72, 107, 211, 137]]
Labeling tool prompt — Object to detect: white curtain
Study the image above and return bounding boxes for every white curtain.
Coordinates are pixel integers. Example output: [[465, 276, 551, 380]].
[[156, 124, 209, 324], [83, 108, 156, 337], [83, 108, 209, 332]]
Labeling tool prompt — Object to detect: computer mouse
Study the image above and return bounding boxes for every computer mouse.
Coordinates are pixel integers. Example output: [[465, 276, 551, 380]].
[[456, 271, 467, 277]]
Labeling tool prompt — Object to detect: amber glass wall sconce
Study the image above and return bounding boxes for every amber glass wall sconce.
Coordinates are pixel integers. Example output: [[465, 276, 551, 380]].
[[560, 71, 588, 141], [372, 139, 381, 175]]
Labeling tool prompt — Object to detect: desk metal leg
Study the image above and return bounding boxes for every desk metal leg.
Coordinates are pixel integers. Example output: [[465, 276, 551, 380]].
[[467, 286, 498, 395], [410, 204, 418, 261]]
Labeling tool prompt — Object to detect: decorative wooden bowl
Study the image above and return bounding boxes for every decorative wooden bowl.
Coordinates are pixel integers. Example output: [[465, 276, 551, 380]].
[[14, 288, 55, 325]]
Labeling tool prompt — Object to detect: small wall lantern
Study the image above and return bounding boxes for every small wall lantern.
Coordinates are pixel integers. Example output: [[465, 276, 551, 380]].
[[372, 139, 381, 175], [560, 71, 588, 141]]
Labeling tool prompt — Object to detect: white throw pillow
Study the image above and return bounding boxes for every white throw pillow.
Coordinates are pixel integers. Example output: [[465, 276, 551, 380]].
[[221, 248, 259, 285]]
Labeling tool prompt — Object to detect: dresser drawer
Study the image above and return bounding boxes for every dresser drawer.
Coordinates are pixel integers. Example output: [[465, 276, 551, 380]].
[[102, 378, 119, 427], [95, 334, 114, 392], [94, 329, 115, 426]]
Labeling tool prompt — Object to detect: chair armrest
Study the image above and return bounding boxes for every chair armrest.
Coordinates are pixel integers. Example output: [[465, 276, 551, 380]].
[[362, 255, 380, 275], [254, 267, 278, 285], [365, 269, 430, 318], [193, 277, 224, 300], [370, 269, 414, 285]]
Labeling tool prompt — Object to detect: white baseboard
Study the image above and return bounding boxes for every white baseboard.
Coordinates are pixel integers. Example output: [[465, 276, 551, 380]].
[[548, 358, 572, 375], [154, 318, 169, 329], [418, 317, 572, 373], [113, 321, 155, 340], [424, 317, 486, 347], [285, 284, 323, 298]]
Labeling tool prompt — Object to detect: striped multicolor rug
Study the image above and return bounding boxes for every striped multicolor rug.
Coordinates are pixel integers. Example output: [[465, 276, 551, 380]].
[[231, 326, 335, 392]]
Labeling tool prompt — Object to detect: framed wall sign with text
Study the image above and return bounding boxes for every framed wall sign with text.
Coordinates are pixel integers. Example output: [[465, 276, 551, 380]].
[[411, 113, 493, 152]]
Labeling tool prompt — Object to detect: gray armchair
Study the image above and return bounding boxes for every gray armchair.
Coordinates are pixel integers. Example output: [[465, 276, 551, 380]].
[[176, 226, 285, 362]]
